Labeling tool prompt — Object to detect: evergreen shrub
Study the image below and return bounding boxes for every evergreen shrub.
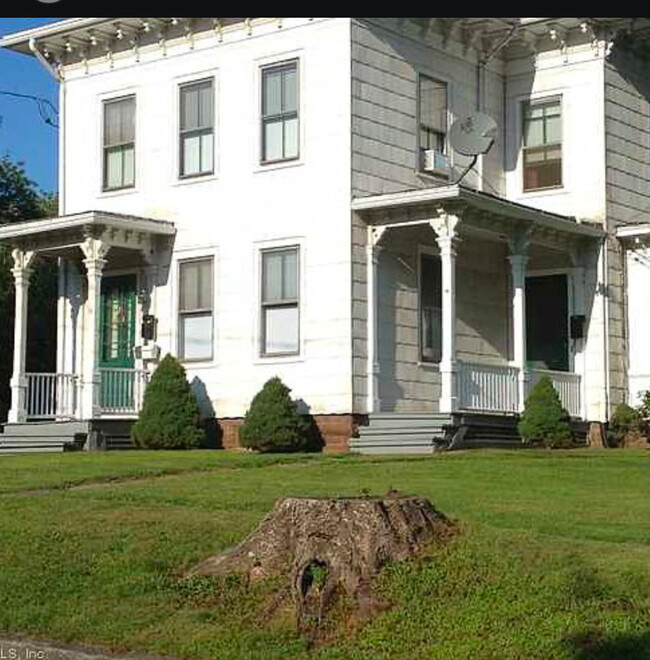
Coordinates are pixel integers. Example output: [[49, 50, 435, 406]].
[[518, 375, 573, 448], [131, 354, 204, 449], [239, 377, 309, 452]]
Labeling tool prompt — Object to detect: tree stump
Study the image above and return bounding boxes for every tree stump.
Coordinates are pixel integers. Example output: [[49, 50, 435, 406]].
[[188, 493, 453, 631]]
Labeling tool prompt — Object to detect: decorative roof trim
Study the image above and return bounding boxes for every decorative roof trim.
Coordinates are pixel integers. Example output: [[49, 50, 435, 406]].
[[351, 185, 605, 239], [0, 210, 175, 241]]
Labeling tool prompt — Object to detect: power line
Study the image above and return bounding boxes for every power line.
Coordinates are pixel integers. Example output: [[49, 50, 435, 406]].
[[0, 91, 58, 129]]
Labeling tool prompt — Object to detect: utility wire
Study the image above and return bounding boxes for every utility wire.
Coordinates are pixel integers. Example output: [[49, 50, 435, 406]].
[[0, 91, 58, 128]]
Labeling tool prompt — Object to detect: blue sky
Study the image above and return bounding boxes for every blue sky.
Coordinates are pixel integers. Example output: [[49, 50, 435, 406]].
[[0, 18, 62, 192]]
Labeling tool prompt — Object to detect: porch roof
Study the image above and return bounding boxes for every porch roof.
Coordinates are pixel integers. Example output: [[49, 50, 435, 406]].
[[0, 210, 175, 257], [616, 224, 650, 243], [352, 185, 605, 249]]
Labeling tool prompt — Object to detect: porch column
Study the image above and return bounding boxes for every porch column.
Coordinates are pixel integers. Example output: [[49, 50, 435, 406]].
[[366, 225, 387, 414], [571, 248, 588, 419], [508, 230, 531, 412], [80, 237, 110, 421], [431, 212, 461, 414], [8, 249, 35, 424]]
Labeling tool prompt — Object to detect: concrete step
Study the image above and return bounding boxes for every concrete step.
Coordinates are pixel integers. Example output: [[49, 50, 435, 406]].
[[360, 425, 448, 437], [2, 422, 88, 438], [0, 444, 68, 454], [353, 412, 451, 454], [350, 436, 440, 455]]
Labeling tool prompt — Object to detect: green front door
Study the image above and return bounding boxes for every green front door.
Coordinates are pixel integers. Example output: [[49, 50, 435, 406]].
[[99, 275, 137, 410]]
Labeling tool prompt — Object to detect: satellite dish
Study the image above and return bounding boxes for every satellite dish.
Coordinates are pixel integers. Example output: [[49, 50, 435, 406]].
[[449, 112, 498, 157]]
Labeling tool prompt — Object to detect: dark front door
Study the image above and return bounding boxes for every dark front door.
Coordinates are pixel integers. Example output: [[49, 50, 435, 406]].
[[100, 275, 137, 409], [525, 274, 569, 372]]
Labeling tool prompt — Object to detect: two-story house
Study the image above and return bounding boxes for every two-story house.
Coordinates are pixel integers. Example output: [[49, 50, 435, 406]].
[[0, 17, 648, 453]]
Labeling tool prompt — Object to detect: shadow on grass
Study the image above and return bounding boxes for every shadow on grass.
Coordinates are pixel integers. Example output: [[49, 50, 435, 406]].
[[564, 630, 650, 660]]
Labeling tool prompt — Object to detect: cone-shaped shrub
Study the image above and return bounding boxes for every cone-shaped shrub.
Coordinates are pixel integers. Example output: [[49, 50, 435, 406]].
[[518, 375, 573, 448], [239, 377, 309, 452], [132, 354, 204, 449]]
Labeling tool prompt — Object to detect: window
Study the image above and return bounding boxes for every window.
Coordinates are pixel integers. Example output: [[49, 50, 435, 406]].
[[261, 61, 299, 163], [178, 259, 213, 361], [261, 247, 299, 355], [522, 98, 562, 191], [179, 79, 214, 178], [420, 253, 442, 362], [419, 75, 447, 165], [103, 96, 135, 191]]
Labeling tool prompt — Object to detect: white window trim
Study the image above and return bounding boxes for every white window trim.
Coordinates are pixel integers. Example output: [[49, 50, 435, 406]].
[[415, 70, 454, 175], [253, 50, 305, 173], [518, 92, 565, 196], [417, 243, 442, 365], [97, 87, 140, 197], [171, 246, 219, 367], [171, 69, 219, 186], [252, 236, 306, 364], [515, 268, 576, 373]]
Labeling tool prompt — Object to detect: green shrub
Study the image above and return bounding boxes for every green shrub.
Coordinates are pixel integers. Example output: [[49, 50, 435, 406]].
[[131, 354, 204, 449], [518, 376, 573, 449], [608, 403, 641, 448], [239, 377, 309, 452]]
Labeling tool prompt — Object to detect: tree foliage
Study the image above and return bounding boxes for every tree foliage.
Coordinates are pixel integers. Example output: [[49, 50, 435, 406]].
[[0, 156, 57, 422], [239, 377, 309, 452], [607, 403, 642, 448], [518, 376, 573, 449], [131, 354, 204, 449]]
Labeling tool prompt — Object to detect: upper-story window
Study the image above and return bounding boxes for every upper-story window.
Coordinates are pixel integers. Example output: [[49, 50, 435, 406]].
[[179, 79, 214, 178], [522, 97, 562, 191], [103, 96, 135, 191], [261, 61, 299, 163], [419, 75, 448, 167], [261, 247, 299, 355]]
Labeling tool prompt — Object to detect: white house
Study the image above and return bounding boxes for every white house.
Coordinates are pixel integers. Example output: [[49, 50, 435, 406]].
[[0, 17, 648, 453]]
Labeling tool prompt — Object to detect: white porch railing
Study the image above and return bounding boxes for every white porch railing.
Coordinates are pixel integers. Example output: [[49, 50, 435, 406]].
[[458, 361, 520, 414], [528, 369, 582, 418], [99, 368, 149, 416], [458, 362, 583, 418], [26, 373, 78, 420]]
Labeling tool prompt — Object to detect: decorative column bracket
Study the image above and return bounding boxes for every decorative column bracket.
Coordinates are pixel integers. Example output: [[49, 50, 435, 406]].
[[8, 249, 36, 424], [430, 210, 461, 414], [366, 225, 388, 414], [508, 227, 532, 413]]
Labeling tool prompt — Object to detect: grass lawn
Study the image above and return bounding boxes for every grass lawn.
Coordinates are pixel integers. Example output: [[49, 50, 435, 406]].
[[0, 449, 648, 659]]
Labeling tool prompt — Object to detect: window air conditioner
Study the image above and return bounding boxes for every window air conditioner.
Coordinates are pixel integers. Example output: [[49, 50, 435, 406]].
[[422, 149, 450, 176]]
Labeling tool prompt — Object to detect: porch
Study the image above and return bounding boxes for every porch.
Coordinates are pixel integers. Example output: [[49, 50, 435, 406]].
[[353, 184, 605, 426], [0, 210, 175, 428]]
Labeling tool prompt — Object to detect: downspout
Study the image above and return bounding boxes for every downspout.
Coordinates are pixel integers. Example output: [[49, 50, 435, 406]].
[[29, 38, 69, 379], [601, 237, 611, 421], [29, 37, 65, 214], [474, 22, 518, 189]]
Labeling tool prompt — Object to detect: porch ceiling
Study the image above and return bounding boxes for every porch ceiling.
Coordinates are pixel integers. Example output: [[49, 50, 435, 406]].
[[0, 210, 175, 256], [351, 184, 605, 253]]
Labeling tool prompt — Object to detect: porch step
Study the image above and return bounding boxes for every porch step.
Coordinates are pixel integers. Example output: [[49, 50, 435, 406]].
[[105, 436, 136, 451], [351, 413, 453, 454], [451, 413, 522, 449], [0, 422, 88, 454]]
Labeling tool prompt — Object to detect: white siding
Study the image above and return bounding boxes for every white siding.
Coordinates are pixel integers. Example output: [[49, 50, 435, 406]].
[[61, 18, 353, 417]]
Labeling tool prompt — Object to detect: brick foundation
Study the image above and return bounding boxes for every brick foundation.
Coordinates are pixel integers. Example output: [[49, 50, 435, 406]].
[[216, 414, 366, 453]]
